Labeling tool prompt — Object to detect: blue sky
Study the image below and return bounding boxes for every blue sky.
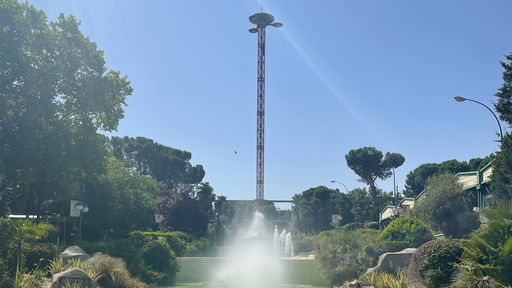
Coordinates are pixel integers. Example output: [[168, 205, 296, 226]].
[[29, 0, 512, 207]]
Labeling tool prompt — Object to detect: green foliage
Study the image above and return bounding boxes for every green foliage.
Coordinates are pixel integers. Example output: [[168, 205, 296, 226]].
[[292, 186, 354, 233], [411, 239, 466, 288], [491, 134, 512, 200], [142, 240, 179, 285], [293, 233, 317, 255], [413, 173, 480, 238], [22, 242, 57, 270], [19, 266, 45, 288], [74, 238, 154, 283], [50, 253, 146, 288], [345, 147, 404, 219], [495, 53, 512, 126], [0, 218, 56, 285], [0, 0, 131, 216], [360, 271, 408, 288], [379, 216, 433, 247], [158, 183, 216, 237], [110, 136, 205, 187], [186, 238, 214, 257], [348, 187, 394, 223], [85, 157, 161, 239], [314, 228, 379, 285], [455, 200, 512, 287], [404, 157, 493, 198], [142, 240, 172, 272], [362, 240, 410, 267]]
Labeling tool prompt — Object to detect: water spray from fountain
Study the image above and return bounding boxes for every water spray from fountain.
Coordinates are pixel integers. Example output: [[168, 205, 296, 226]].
[[212, 211, 283, 288]]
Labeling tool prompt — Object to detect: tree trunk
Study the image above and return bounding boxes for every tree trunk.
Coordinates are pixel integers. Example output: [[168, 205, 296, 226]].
[[369, 181, 378, 221]]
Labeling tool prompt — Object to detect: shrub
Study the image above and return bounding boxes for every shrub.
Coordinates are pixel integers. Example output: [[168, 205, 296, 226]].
[[360, 271, 408, 288], [129, 231, 190, 256], [410, 239, 465, 288], [292, 233, 317, 255], [49, 253, 147, 288], [315, 228, 379, 285], [378, 216, 433, 247], [142, 239, 171, 272], [23, 242, 58, 270], [454, 200, 512, 286], [142, 240, 178, 285], [186, 238, 213, 256], [75, 239, 147, 279]]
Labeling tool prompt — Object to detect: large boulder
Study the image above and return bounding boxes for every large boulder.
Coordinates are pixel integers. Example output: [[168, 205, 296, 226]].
[[50, 267, 97, 288], [366, 248, 417, 274], [59, 246, 90, 262]]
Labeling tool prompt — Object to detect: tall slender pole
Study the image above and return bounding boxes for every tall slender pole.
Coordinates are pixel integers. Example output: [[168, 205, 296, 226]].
[[256, 26, 266, 200], [249, 12, 282, 200]]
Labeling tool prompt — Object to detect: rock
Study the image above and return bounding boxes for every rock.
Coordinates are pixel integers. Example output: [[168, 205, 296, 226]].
[[50, 267, 97, 288], [59, 246, 90, 262], [337, 280, 375, 288], [366, 248, 417, 274]]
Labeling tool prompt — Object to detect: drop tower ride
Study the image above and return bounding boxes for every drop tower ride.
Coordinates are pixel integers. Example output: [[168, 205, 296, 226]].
[[248, 12, 282, 200]]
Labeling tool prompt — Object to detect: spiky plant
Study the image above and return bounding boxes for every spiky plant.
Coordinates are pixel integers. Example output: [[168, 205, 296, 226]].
[[453, 200, 512, 287]]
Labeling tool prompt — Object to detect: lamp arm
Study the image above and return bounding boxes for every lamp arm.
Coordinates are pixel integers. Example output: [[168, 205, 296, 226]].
[[465, 98, 504, 141]]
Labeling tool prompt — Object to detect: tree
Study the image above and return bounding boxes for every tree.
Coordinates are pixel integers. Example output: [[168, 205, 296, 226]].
[[109, 136, 205, 187], [347, 187, 393, 223], [413, 173, 479, 238], [84, 157, 162, 239], [495, 53, 512, 126], [404, 156, 493, 198], [0, 1, 131, 216], [345, 147, 404, 218], [158, 183, 215, 237], [492, 134, 512, 200], [292, 186, 353, 233], [492, 52, 512, 201]]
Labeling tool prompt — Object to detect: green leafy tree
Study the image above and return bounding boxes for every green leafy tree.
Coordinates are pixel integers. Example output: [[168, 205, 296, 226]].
[[84, 157, 162, 239], [404, 157, 493, 198], [413, 173, 479, 238], [495, 53, 512, 126], [491, 134, 512, 200], [158, 183, 215, 237], [292, 186, 353, 233], [347, 187, 394, 223], [345, 147, 404, 218], [0, 0, 131, 216], [109, 136, 205, 187], [492, 53, 512, 201]]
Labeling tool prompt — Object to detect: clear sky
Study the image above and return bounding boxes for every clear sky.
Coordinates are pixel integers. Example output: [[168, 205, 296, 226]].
[[29, 0, 512, 207]]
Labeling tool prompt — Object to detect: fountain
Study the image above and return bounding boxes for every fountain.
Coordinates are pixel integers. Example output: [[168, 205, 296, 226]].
[[174, 210, 328, 287], [212, 211, 282, 288]]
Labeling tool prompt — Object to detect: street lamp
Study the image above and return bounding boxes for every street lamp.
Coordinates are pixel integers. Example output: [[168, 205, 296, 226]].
[[74, 202, 89, 240], [454, 96, 503, 141], [330, 180, 349, 193]]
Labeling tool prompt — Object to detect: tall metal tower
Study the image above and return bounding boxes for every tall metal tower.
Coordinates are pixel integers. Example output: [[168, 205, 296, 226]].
[[248, 12, 282, 200]]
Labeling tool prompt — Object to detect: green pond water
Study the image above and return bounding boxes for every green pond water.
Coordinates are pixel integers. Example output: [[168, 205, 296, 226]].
[[169, 257, 330, 287], [160, 284, 328, 288]]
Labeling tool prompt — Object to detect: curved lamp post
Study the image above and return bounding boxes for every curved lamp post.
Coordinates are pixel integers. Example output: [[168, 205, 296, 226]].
[[330, 180, 349, 193], [454, 96, 503, 142]]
